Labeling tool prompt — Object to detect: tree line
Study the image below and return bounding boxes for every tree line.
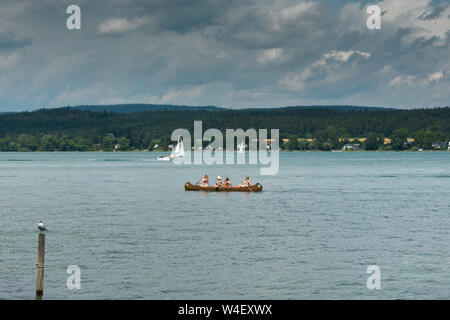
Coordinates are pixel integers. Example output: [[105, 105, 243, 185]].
[[0, 107, 449, 151]]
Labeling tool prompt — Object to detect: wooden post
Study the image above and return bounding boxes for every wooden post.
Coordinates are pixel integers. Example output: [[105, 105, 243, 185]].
[[35, 233, 45, 300]]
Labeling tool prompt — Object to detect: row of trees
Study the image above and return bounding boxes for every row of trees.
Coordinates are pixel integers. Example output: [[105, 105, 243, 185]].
[[0, 134, 132, 152], [0, 107, 449, 151], [284, 127, 448, 151], [0, 129, 447, 151]]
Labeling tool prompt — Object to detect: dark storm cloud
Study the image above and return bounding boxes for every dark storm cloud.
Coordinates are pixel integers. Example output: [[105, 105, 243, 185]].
[[0, 31, 32, 50], [95, 0, 239, 36], [419, 5, 445, 20]]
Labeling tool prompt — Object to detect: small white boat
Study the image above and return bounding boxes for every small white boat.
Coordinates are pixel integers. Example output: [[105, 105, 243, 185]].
[[157, 137, 185, 161], [237, 142, 246, 153]]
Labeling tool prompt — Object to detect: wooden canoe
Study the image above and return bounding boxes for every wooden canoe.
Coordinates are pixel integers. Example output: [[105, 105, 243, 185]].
[[184, 182, 263, 192]]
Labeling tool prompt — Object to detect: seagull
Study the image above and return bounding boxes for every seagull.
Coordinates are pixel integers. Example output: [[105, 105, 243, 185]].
[[37, 220, 47, 232]]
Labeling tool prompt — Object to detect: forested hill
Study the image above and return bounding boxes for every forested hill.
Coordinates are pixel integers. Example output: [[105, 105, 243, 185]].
[[68, 104, 387, 113], [0, 106, 449, 151], [71, 104, 222, 113]]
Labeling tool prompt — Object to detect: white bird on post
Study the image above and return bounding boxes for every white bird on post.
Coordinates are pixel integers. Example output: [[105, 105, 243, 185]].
[[37, 220, 47, 233]]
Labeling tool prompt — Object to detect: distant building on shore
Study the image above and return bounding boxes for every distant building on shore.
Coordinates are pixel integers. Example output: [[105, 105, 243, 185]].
[[432, 141, 447, 149], [342, 144, 361, 151]]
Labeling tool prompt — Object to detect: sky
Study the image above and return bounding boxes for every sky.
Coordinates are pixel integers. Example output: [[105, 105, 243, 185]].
[[0, 0, 449, 111]]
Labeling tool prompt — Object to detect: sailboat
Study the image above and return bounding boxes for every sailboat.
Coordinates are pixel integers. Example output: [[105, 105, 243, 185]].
[[237, 142, 246, 153], [157, 137, 185, 161]]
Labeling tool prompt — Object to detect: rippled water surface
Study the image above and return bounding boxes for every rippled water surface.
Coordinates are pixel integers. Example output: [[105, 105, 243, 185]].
[[1, 152, 449, 299]]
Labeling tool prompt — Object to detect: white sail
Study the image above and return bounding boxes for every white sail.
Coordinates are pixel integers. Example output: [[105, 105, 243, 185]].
[[237, 142, 246, 152], [171, 137, 184, 158], [172, 144, 179, 156], [158, 137, 184, 161], [178, 140, 185, 157]]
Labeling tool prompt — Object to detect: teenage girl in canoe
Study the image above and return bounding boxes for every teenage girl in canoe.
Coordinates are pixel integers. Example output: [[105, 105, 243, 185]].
[[223, 177, 232, 188], [215, 176, 223, 187], [200, 174, 209, 186], [240, 176, 251, 187]]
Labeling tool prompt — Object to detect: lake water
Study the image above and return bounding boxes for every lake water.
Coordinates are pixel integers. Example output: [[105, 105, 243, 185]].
[[1, 152, 449, 299]]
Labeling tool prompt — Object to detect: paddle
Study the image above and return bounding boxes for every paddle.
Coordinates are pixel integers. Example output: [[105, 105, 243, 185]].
[[195, 176, 209, 186]]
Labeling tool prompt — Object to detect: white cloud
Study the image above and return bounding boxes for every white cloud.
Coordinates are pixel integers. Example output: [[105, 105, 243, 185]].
[[313, 50, 371, 67], [339, 2, 365, 31], [99, 94, 160, 105], [50, 84, 117, 106], [0, 52, 21, 70], [97, 17, 150, 36], [257, 48, 283, 64], [24, 51, 95, 99], [281, 50, 371, 90], [389, 71, 445, 87], [377, 0, 450, 45], [160, 86, 206, 104], [267, 1, 319, 32], [280, 2, 316, 21], [0, 2, 27, 18], [280, 73, 304, 91], [425, 71, 444, 84], [389, 74, 417, 87], [380, 65, 394, 74], [216, 50, 226, 59], [146, 82, 244, 106]]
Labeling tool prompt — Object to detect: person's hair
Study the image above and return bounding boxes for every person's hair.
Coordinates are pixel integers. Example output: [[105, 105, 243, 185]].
[[225, 177, 229, 181], [246, 176, 249, 179], [204, 175, 208, 179]]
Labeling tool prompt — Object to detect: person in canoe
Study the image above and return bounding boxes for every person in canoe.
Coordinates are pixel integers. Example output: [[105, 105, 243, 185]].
[[215, 176, 223, 187], [199, 174, 209, 187], [240, 176, 251, 187], [223, 177, 232, 188]]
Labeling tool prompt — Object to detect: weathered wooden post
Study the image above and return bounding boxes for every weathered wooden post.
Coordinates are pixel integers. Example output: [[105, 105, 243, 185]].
[[35, 232, 45, 300]]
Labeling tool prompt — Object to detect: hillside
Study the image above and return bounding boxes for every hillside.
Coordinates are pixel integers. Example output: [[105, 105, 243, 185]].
[[70, 104, 388, 113], [0, 106, 448, 151], [71, 104, 223, 113]]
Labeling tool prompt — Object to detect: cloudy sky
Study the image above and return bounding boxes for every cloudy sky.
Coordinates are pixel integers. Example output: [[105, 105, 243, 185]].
[[0, 0, 449, 111]]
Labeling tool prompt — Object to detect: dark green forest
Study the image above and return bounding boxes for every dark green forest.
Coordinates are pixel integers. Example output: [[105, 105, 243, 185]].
[[0, 106, 449, 151]]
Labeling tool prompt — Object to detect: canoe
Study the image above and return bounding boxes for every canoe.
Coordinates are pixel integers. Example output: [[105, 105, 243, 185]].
[[184, 182, 263, 192]]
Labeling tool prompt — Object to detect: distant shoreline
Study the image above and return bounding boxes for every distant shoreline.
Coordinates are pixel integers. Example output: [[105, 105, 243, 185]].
[[1, 107, 449, 153], [0, 150, 448, 153]]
